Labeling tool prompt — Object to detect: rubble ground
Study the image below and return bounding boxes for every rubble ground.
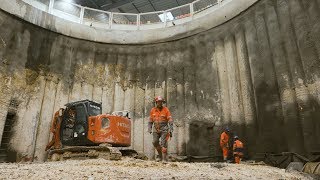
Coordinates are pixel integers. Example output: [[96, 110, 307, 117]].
[[0, 157, 315, 180]]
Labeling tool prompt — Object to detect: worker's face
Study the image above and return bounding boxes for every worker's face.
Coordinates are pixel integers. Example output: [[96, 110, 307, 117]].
[[156, 101, 163, 108]]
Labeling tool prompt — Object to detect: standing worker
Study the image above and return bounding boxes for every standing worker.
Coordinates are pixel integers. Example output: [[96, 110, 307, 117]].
[[220, 127, 230, 162], [233, 135, 244, 164], [148, 96, 173, 162]]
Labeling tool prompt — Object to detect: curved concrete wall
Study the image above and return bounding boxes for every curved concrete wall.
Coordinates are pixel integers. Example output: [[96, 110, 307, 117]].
[[0, 0, 257, 44], [0, 0, 320, 161]]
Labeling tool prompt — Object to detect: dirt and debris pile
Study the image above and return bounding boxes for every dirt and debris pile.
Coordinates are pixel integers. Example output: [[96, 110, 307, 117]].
[[0, 157, 315, 179]]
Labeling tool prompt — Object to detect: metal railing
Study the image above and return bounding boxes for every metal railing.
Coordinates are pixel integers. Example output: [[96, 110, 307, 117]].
[[22, 0, 227, 30]]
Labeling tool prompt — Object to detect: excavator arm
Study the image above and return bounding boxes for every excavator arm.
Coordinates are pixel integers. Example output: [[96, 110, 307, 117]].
[[46, 109, 63, 151]]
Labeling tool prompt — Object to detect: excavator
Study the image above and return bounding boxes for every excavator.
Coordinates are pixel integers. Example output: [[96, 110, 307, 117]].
[[45, 99, 141, 161]]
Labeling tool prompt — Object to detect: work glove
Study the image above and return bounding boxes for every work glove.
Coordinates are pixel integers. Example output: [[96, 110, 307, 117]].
[[168, 121, 173, 133], [169, 121, 173, 137]]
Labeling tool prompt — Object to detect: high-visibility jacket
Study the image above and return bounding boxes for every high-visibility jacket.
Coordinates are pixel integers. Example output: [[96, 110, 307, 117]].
[[149, 107, 172, 132], [233, 139, 244, 156], [150, 107, 172, 122], [220, 131, 229, 148]]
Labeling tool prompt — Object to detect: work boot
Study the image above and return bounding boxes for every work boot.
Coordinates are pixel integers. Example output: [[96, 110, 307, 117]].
[[162, 153, 168, 162], [223, 157, 227, 162], [155, 146, 162, 162], [155, 154, 162, 162]]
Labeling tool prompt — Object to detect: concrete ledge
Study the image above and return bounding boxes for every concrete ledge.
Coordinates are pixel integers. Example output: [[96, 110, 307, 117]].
[[0, 0, 258, 44]]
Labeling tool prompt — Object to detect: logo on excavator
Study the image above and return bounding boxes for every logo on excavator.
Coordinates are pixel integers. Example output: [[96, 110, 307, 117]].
[[117, 122, 129, 128], [90, 104, 101, 110], [117, 122, 130, 132]]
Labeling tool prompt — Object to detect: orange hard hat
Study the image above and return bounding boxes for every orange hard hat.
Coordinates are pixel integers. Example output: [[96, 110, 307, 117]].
[[154, 96, 166, 103]]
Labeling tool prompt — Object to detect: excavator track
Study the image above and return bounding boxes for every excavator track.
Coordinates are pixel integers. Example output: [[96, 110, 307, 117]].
[[47, 145, 147, 161], [48, 146, 122, 161]]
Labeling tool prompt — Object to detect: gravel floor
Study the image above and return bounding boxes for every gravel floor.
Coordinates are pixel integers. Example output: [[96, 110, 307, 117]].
[[0, 157, 316, 180]]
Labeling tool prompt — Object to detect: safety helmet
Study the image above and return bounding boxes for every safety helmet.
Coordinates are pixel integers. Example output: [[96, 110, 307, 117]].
[[154, 96, 166, 103], [234, 135, 239, 140], [225, 127, 230, 132]]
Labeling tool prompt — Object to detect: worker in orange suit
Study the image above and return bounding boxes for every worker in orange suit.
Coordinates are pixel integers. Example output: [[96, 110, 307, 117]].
[[233, 135, 244, 164], [220, 127, 230, 162], [148, 96, 173, 162]]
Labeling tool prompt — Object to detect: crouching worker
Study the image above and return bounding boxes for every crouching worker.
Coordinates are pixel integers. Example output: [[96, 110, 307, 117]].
[[148, 96, 173, 162], [233, 136, 244, 164]]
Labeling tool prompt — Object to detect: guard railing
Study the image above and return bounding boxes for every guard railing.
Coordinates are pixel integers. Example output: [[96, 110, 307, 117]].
[[22, 0, 228, 30]]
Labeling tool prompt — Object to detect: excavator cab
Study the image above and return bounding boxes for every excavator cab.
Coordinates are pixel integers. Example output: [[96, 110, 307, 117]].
[[60, 100, 102, 146], [46, 99, 132, 151]]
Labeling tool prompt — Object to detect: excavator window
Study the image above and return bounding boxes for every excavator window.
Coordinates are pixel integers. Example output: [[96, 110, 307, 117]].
[[87, 102, 102, 116], [75, 105, 87, 124]]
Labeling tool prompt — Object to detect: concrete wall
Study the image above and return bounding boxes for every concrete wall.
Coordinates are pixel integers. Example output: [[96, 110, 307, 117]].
[[0, 0, 258, 44], [0, 0, 320, 161]]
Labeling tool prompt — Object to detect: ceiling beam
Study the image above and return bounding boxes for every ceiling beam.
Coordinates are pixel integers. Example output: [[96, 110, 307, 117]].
[[175, 0, 180, 6], [132, 3, 141, 13], [101, 0, 135, 10], [87, 0, 100, 8], [147, 0, 156, 11]]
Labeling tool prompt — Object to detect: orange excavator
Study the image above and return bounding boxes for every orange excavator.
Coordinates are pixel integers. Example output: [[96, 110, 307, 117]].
[[45, 100, 139, 161]]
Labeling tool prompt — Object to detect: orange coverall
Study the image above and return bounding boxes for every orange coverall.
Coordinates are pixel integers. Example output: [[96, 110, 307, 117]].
[[233, 139, 244, 164], [149, 106, 173, 154], [220, 131, 229, 160]]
